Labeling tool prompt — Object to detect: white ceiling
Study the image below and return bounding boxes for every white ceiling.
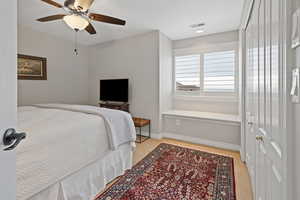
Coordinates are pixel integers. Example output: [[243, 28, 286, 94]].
[[18, 0, 245, 45]]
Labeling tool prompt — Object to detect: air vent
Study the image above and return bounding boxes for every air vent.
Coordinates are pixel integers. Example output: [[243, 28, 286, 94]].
[[190, 23, 205, 29]]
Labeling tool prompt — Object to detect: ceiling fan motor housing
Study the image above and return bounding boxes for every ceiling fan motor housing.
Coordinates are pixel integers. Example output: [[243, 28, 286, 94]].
[[64, 0, 95, 12]]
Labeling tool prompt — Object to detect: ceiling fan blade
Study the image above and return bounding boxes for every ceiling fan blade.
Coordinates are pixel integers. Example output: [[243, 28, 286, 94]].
[[89, 13, 126, 26], [37, 14, 66, 22], [41, 0, 63, 8], [85, 23, 97, 34]]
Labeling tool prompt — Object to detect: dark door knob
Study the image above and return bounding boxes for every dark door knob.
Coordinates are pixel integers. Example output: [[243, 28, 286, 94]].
[[3, 128, 26, 151]]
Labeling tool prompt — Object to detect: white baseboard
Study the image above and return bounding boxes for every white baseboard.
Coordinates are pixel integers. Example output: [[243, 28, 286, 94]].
[[162, 132, 240, 151]]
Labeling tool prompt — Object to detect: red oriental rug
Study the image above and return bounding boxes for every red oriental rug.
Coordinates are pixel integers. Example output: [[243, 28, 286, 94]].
[[96, 143, 236, 200]]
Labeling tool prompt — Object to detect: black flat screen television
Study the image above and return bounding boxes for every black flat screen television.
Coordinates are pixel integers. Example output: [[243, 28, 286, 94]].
[[100, 79, 129, 102]]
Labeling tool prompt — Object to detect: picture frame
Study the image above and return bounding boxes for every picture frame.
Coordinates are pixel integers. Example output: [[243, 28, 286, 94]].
[[17, 54, 47, 80]]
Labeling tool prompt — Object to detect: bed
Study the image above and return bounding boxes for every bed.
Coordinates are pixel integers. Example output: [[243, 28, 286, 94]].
[[16, 104, 136, 200]]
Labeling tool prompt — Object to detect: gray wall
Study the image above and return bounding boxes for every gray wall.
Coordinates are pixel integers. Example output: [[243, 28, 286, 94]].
[[173, 30, 239, 49], [18, 26, 90, 106], [88, 31, 160, 133]]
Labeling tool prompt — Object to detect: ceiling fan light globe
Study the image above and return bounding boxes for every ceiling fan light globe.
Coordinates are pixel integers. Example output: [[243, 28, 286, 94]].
[[63, 15, 89, 31]]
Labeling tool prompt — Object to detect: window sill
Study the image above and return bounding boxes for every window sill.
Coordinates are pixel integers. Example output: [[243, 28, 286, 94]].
[[162, 110, 241, 123], [173, 94, 238, 103]]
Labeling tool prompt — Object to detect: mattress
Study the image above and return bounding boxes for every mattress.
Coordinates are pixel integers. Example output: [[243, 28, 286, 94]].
[[28, 143, 133, 200], [16, 106, 121, 200]]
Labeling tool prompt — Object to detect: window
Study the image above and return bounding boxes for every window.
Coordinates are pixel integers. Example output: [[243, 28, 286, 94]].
[[175, 55, 201, 91], [174, 48, 237, 95], [203, 50, 235, 92]]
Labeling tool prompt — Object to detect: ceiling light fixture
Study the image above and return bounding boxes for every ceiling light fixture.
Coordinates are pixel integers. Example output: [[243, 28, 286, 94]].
[[63, 14, 89, 31], [63, 14, 90, 56], [191, 23, 205, 33], [196, 29, 205, 33]]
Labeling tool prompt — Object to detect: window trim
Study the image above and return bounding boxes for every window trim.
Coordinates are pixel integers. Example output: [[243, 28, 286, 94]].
[[173, 42, 239, 99]]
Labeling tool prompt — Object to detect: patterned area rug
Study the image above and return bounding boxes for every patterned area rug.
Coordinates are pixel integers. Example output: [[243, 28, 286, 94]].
[[96, 143, 236, 200]]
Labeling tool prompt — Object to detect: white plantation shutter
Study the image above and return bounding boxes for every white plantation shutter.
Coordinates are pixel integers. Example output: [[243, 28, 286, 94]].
[[175, 55, 201, 91], [203, 50, 235, 92]]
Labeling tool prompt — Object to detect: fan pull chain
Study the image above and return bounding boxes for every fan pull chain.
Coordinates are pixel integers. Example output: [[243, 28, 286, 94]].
[[74, 29, 79, 56]]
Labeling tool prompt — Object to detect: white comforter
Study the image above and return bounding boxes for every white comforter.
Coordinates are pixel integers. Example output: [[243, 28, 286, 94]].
[[17, 105, 136, 200], [34, 104, 137, 150]]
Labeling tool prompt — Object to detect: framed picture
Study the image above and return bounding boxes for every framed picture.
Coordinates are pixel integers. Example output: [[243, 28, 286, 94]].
[[18, 54, 47, 80]]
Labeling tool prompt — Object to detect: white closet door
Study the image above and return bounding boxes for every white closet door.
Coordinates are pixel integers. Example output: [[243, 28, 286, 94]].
[[0, 0, 17, 199], [245, 0, 284, 199]]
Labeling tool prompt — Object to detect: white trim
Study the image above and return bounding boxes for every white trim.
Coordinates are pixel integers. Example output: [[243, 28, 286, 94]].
[[239, 0, 254, 164], [163, 116, 240, 127], [162, 132, 241, 151], [239, 28, 247, 162], [162, 110, 241, 124], [239, 0, 255, 170], [173, 94, 238, 103], [240, 0, 255, 29], [173, 42, 240, 97], [163, 115, 240, 127]]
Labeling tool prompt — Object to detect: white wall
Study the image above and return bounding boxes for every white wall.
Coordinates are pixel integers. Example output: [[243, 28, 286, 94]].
[[88, 31, 160, 133], [158, 33, 173, 132], [18, 26, 90, 106], [172, 30, 239, 115]]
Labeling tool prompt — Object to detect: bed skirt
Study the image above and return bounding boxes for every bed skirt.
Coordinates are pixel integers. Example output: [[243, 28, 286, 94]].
[[26, 144, 133, 200]]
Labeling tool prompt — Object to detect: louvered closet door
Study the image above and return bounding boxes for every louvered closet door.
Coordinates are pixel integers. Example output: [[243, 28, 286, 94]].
[[245, 0, 284, 199]]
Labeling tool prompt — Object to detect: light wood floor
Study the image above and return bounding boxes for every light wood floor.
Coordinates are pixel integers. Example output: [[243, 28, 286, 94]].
[[134, 138, 253, 200]]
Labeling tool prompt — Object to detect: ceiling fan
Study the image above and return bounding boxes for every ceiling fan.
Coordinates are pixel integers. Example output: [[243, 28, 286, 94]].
[[37, 0, 126, 35]]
